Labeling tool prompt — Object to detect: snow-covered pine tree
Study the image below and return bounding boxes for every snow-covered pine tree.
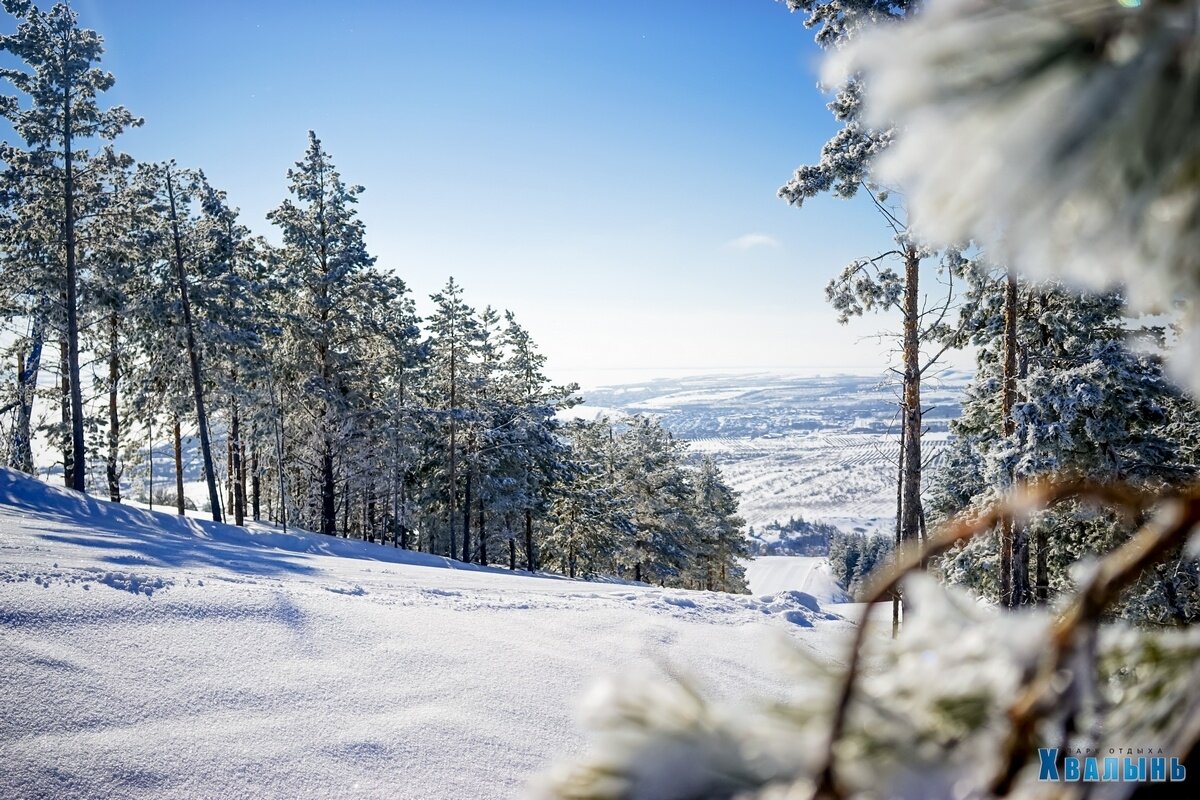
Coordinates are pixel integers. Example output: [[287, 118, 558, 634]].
[[543, 419, 634, 579], [0, 0, 141, 492], [614, 416, 699, 586], [267, 131, 377, 536], [193, 177, 276, 527], [498, 310, 577, 571], [131, 162, 224, 522], [424, 277, 479, 558], [686, 456, 749, 593], [931, 275, 1199, 620], [779, 0, 958, 623], [79, 152, 140, 501]]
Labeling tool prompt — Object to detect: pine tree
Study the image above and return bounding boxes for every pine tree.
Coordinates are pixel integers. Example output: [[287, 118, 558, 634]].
[[544, 419, 633, 579], [499, 311, 577, 571], [0, 0, 140, 491], [780, 0, 958, 628], [425, 278, 478, 557], [931, 276, 1199, 618], [688, 456, 748, 593], [267, 131, 376, 536]]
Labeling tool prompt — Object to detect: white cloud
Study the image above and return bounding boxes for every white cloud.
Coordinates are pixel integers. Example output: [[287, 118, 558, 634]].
[[725, 232, 781, 250]]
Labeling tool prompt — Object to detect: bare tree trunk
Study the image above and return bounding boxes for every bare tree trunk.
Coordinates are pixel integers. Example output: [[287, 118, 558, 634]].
[[226, 439, 234, 517], [478, 497, 487, 566], [366, 482, 376, 543], [63, 91, 86, 493], [272, 377, 288, 534], [525, 508, 535, 572], [446, 420, 457, 557], [147, 419, 154, 510], [341, 486, 350, 538], [60, 336, 73, 488], [106, 313, 121, 502], [230, 396, 245, 526], [899, 247, 923, 623], [1000, 269, 1019, 607], [239, 437, 248, 523], [173, 415, 185, 515], [165, 167, 222, 523], [461, 469, 472, 562], [9, 302, 45, 474], [251, 441, 261, 521], [320, 444, 336, 535]]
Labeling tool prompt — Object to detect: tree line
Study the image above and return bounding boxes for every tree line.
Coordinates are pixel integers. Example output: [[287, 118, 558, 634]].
[[0, 1, 748, 592], [780, 0, 1200, 624]]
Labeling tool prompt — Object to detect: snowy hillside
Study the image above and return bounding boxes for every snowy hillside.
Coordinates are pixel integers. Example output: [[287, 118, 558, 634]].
[[575, 371, 967, 534], [744, 556, 852, 605], [0, 469, 854, 799]]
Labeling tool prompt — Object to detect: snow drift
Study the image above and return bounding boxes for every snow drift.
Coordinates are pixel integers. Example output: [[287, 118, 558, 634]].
[[0, 468, 850, 799]]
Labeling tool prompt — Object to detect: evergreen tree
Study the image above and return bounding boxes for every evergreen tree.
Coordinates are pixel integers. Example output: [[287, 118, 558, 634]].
[[686, 456, 748, 593], [267, 131, 376, 535], [424, 277, 478, 557], [931, 276, 1199, 619], [0, 0, 140, 491]]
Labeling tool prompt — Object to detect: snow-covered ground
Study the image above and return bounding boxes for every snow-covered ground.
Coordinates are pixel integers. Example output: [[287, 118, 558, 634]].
[[744, 556, 852, 604], [0, 468, 854, 799]]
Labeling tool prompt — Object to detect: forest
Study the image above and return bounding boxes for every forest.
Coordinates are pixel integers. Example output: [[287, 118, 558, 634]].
[[0, 1, 748, 593]]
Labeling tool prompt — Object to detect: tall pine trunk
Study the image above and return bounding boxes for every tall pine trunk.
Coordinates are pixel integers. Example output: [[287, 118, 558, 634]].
[[477, 497, 487, 566], [525, 508, 535, 572], [893, 421, 905, 637], [900, 247, 923, 549], [461, 469, 472, 562], [321, 446, 336, 535], [165, 167, 222, 523], [106, 313, 121, 502], [63, 90, 86, 493], [230, 394, 245, 526], [1000, 270, 1019, 607], [250, 439, 261, 521], [60, 336, 73, 488]]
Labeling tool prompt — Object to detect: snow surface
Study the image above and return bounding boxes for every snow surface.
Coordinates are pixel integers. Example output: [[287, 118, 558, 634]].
[[744, 556, 853, 605], [0, 468, 854, 799]]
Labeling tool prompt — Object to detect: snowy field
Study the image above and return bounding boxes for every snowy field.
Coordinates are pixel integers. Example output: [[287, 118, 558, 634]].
[[576, 371, 967, 535], [0, 469, 856, 799]]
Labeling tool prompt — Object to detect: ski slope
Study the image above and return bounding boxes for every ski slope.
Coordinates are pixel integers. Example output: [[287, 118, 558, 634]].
[[744, 556, 852, 604], [0, 468, 854, 799]]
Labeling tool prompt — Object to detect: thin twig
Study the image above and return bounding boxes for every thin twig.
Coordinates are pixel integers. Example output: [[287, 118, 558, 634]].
[[990, 489, 1200, 795], [812, 478, 1162, 800]]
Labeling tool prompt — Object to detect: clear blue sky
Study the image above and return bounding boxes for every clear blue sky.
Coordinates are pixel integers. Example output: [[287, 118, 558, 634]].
[[11, 0, 918, 382]]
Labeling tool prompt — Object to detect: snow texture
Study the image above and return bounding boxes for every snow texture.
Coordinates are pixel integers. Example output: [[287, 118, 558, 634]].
[[0, 468, 852, 799], [744, 556, 853, 605]]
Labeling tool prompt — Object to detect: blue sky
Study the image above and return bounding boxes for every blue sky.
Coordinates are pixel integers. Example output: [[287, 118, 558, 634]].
[[13, 1, 916, 382]]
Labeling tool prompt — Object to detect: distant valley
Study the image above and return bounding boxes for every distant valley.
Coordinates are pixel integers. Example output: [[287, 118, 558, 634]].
[[573, 371, 970, 537]]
